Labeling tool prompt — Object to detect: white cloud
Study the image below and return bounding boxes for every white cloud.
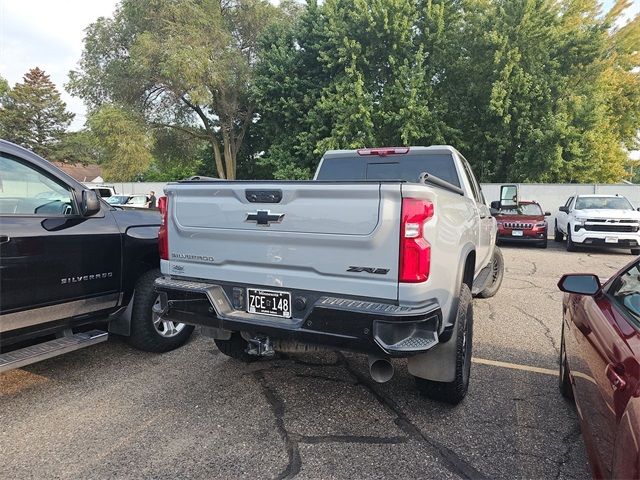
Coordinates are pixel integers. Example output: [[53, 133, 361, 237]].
[[0, 0, 118, 130]]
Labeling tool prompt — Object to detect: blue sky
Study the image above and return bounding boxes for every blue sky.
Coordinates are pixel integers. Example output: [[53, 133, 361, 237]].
[[0, 0, 638, 131]]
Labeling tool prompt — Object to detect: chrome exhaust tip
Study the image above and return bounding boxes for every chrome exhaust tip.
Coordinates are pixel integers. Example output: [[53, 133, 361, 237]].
[[368, 355, 394, 383]]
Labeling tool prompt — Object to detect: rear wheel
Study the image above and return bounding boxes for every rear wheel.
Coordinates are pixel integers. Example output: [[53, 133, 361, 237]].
[[127, 269, 194, 353], [554, 221, 564, 242], [415, 284, 473, 405], [631, 248, 640, 256], [559, 323, 573, 400], [215, 333, 257, 363], [477, 247, 504, 299], [566, 227, 577, 252]]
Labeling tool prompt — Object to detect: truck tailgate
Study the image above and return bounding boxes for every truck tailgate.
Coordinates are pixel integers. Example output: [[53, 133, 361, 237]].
[[165, 182, 401, 300]]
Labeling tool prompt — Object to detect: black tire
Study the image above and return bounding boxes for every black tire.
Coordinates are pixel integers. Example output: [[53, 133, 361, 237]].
[[477, 247, 504, 299], [566, 227, 577, 252], [631, 248, 640, 256], [214, 333, 257, 363], [538, 238, 548, 249], [415, 284, 473, 405], [554, 221, 564, 242], [126, 269, 195, 353], [559, 323, 573, 400]]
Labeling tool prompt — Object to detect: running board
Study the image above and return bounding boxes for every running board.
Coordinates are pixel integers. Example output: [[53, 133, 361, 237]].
[[472, 263, 492, 296], [0, 330, 108, 374]]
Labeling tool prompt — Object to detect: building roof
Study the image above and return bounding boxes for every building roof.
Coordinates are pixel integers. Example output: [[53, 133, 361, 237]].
[[52, 162, 102, 182]]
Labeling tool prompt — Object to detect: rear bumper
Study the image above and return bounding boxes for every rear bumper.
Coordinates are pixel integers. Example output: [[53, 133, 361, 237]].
[[154, 276, 441, 357]]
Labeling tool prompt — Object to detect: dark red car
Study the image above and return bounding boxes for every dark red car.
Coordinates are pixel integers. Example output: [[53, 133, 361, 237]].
[[558, 261, 640, 479], [493, 201, 550, 248]]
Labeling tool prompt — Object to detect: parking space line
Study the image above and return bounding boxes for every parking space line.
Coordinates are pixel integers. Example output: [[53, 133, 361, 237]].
[[472, 357, 557, 376]]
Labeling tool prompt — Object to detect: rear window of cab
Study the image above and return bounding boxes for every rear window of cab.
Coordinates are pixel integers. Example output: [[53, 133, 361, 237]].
[[316, 154, 460, 187]]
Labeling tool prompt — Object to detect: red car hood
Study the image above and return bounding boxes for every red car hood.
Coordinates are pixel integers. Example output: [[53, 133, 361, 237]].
[[496, 214, 545, 222]]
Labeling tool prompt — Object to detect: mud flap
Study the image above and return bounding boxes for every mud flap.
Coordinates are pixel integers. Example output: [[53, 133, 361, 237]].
[[407, 322, 459, 382], [108, 293, 134, 336]]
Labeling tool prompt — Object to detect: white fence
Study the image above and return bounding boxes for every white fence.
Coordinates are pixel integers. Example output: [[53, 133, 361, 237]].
[[103, 181, 640, 228]]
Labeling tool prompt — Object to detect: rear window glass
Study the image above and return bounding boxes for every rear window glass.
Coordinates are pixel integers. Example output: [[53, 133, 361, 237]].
[[316, 154, 460, 187]]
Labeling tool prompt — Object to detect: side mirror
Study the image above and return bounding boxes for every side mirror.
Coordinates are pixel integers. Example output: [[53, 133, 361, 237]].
[[82, 190, 101, 216], [559, 206, 569, 213], [557, 274, 601, 296], [490, 208, 500, 216], [636, 207, 640, 212], [490, 200, 501, 210], [544, 211, 551, 216]]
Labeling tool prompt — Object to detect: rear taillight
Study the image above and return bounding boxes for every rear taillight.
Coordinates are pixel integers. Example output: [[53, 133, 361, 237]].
[[158, 196, 168, 261], [399, 198, 434, 283]]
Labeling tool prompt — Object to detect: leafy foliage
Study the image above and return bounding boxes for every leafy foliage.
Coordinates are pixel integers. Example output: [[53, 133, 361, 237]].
[[253, 0, 640, 182], [68, 0, 286, 180], [65, 0, 640, 182], [87, 105, 153, 181], [0, 68, 74, 160]]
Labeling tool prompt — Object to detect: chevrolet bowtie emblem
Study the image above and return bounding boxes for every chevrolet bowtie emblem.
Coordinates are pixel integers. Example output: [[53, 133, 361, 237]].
[[246, 210, 284, 226]]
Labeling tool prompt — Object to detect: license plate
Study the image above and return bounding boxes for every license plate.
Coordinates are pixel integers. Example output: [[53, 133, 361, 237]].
[[605, 236, 618, 244], [512, 230, 524, 237], [247, 288, 291, 318]]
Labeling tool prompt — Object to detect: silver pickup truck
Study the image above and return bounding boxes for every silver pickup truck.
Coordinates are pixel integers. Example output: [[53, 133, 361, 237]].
[[154, 146, 503, 404]]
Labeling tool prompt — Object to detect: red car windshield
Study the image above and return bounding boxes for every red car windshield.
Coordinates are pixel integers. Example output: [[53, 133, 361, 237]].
[[499, 203, 542, 216]]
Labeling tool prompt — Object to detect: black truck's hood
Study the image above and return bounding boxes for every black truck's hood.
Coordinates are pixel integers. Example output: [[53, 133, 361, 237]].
[[111, 207, 161, 229]]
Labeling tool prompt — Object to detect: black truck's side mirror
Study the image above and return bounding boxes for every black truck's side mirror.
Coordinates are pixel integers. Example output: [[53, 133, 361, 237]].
[[82, 190, 101, 216]]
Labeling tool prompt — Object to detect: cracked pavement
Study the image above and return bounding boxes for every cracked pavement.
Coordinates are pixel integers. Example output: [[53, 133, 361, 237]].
[[0, 242, 633, 479]]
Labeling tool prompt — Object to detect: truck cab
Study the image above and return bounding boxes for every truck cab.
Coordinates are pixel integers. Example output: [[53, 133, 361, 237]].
[[555, 194, 640, 254]]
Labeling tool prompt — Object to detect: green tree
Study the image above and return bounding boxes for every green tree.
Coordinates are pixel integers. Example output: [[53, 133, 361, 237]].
[[0, 68, 74, 159], [254, 0, 640, 183], [253, 0, 450, 179], [87, 105, 153, 181], [68, 0, 285, 179]]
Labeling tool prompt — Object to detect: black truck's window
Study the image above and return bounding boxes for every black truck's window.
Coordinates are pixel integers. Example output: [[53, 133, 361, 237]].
[[317, 153, 460, 187], [0, 153, 76, 216]]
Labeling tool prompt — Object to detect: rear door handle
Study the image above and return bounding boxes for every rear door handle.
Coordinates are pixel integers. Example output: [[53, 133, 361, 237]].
[[0, 235, 10, 244], [605, 364, 626, 391]]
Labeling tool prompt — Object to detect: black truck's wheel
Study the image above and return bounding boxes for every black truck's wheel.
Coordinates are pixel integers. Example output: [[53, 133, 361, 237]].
[[477, 247, 504, 299], [126, 269, 194, 352], [554, 221, 564, 242], [559, 323, 573, 400], [214, 333, 257, 363], [415, 284, 473, 405]]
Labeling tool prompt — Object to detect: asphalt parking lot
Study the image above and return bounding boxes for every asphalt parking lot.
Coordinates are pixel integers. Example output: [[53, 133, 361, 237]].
[[1, 242, 634, 479]]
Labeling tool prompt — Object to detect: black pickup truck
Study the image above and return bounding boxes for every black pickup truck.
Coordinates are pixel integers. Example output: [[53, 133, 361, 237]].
[[0, 140, 193, 372]]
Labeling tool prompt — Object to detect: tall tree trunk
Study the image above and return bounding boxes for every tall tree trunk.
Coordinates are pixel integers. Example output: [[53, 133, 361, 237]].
[[222, 128, 235, 180], [210, 135, 226, 179]]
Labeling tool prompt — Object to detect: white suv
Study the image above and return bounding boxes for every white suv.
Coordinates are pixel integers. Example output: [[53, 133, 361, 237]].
[[555, 194, 640, 254]]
